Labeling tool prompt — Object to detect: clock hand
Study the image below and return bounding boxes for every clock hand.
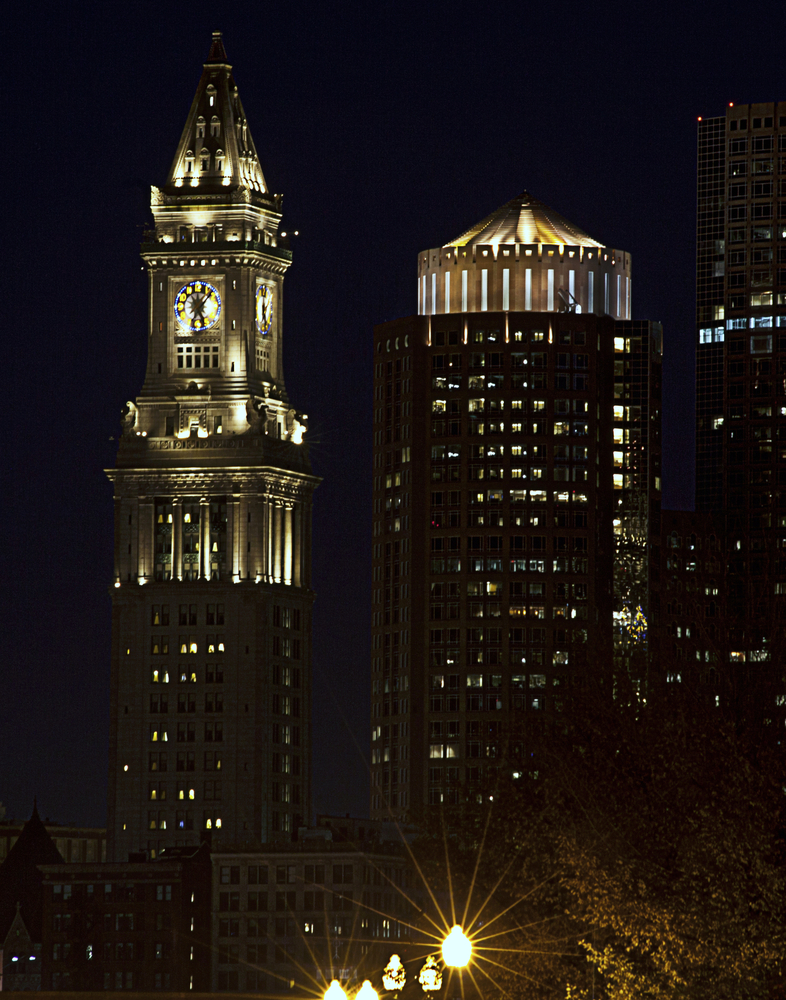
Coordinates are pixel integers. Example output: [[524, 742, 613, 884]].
[[191, 294, 206, 321]]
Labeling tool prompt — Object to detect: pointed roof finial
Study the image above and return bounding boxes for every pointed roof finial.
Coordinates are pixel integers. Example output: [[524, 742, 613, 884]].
[[162, 34, 268, 197], [207, 30, 229, 64]]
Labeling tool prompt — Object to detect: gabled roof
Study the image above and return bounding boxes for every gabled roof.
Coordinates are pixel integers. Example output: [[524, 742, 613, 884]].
[[0, 803, 63, 942], [444, 191, 604, 249], [163, 31, 268, 196]]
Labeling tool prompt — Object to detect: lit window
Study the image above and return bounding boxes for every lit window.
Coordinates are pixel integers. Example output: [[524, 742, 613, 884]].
[[177, 345, 219, 369]]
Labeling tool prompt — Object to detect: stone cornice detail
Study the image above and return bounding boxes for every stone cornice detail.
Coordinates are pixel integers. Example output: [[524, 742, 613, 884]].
[[140, 246, 291, 275], [106, 466, 320, 500]]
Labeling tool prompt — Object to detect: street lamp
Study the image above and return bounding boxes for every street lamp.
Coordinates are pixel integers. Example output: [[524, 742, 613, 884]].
[[356, 981, 379, 1000], [441, 926, 471, 968], [322, 975, 378, 1000], [383, 955, 407, 993], [324, 981, 347, 1000], [418, 955, 442, 992]]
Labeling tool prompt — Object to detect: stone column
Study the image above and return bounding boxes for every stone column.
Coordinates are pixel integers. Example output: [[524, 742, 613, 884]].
[[147, 499, 156, 582], [272, 502, 282, 583], [266, 498, 275, 583], [293, 501, 302, 588], [238, 496, 248, 580], [200, 498, 211, 580], [173, 499, 183, 581], [226, 498, 235, 581], [138, 497, 154, 583], [283, 503, 293, 586], [113, 497, 124, 583], [250, 495, 263, 580], [260, 496, 269, 581], [303, 499, 313, 588]]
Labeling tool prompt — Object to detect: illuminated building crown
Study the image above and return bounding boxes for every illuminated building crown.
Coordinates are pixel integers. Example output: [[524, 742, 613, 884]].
[[162, 31, 269, 198]]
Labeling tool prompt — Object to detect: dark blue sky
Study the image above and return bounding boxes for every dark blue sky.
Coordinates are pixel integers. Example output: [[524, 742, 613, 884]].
[[4, 0, 785, 826]]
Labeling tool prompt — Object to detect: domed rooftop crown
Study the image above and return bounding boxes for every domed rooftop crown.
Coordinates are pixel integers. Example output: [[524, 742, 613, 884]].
[[444, 191, 604, 249]]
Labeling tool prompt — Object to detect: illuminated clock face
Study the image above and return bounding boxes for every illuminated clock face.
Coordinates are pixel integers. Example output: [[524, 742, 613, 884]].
[[174, 280, 221, 332], [256, 284, 273, 335]]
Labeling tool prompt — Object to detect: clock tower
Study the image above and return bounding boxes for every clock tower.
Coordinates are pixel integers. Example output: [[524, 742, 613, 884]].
[[106, 33, 319, 861]]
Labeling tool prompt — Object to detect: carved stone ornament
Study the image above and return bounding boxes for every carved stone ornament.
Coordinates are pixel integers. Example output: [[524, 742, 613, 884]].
[[285, 408, 308, 444], [245, 395, 269, 435], [121, 400, 138, 435]]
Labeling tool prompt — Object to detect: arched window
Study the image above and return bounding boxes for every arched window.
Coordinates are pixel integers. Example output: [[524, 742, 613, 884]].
[[206, 84, 216, 108], [200, 147, 210, 171], [210, 116, 221, 137], [215, 149, 224, 172], [184, 150, 194, 174], [196, 116, 206, 139]]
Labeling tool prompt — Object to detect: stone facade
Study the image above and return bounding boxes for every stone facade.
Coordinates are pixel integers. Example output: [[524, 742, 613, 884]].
[[106, 33, 319, 861]]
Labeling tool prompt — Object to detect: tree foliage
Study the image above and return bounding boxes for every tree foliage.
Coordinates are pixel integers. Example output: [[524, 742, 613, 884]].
[[411, 681, 786, 1000]]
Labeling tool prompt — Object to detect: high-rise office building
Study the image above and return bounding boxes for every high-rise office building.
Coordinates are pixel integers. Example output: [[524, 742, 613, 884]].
[[370, 194, 662, 820], [695, 102, 786, 659], [610, 320, 662, 684], [106, 33, 319, 860]]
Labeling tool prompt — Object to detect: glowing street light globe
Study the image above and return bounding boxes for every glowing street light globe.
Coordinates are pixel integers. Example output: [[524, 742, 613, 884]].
[[356, 981, 379, 1000], [383, 954, 407, 992], [442, 925, 472, 968], [324, 981, 347, 1000], [418, 955, 442, 992]]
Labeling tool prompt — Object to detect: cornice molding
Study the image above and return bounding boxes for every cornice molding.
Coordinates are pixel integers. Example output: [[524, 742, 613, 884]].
[[106, 466, 320, 500]]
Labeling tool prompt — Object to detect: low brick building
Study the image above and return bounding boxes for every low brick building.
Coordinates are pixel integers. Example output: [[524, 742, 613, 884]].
[[39, 844, 211, 991], [211, 828, 419, 993]]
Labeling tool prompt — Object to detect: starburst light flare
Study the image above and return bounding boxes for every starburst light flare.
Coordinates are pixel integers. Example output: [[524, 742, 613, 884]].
[[442, 925, 472, 967], [356, 980, 379, 1000], [324, 980, 348, 1000]]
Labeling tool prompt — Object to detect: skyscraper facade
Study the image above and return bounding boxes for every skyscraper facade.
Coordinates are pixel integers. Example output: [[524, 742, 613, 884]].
[[106, 34, 318, 860], [695, 102, 786, 659], [370, 194, 661, 820], [610, 321, 663, 687]]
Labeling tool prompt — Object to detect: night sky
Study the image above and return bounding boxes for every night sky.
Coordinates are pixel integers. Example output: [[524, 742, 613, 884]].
[[4, 1, 785, 827]]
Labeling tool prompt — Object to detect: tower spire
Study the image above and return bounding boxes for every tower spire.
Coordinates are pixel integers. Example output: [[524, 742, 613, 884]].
[[161, 30, 269, 197], [206, 30, 229, 64]]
